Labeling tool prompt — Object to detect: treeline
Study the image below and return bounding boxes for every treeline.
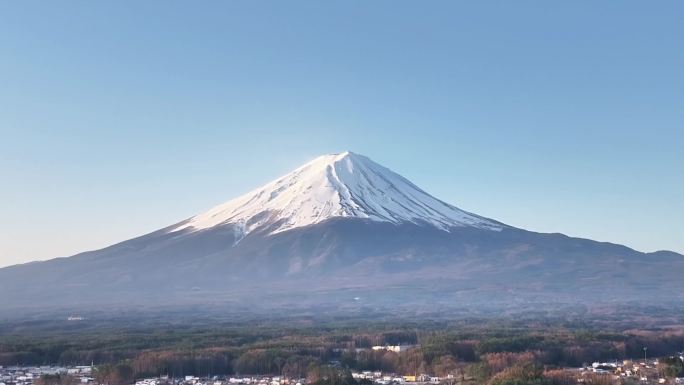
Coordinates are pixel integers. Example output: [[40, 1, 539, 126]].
[[3, 331, 682, 369], [3, 325, 684, 385], [94, 334, 683, 380]]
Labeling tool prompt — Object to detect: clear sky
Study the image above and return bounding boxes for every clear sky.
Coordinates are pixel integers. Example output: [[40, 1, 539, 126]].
[[1, 1, 682, 268]]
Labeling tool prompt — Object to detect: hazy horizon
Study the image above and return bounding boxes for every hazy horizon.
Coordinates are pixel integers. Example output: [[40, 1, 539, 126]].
[[2, 1, 683, 267]]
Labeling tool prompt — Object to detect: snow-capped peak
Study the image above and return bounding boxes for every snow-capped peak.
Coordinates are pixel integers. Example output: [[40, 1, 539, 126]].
[[170, 151, 504, 237]]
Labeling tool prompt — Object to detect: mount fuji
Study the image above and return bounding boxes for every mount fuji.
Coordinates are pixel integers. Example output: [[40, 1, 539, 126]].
[[1, 152, 682, 313]]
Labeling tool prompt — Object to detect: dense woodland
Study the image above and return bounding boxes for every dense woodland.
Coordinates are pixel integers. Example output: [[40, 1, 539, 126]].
[[1, 311, 684, 385]]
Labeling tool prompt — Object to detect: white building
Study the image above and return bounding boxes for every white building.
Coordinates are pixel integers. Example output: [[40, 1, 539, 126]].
[[371, 345, 415, 353]]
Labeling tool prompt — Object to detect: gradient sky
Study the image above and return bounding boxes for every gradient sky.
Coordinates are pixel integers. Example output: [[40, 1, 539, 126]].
[[1, 1, 682, 268]]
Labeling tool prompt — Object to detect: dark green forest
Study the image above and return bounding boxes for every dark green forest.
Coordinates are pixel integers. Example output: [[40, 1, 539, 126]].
[[2, 309, 684, 385]]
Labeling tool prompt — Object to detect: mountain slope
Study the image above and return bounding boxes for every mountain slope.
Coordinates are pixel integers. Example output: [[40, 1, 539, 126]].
[[0, 152, 682, 313]]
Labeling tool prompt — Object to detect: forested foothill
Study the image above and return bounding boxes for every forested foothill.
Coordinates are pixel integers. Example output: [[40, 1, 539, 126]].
[[1, 305, 683, 385]]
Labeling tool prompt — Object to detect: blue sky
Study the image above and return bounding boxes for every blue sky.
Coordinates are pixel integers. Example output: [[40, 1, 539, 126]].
[[1, 1, 682, 267]]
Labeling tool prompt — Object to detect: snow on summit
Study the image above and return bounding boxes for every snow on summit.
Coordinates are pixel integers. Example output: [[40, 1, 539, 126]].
[[171, 151, 503, 237]]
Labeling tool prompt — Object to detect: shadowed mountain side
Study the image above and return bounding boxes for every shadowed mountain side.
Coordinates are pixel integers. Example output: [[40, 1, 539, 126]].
[[1, 218, 682, 312]]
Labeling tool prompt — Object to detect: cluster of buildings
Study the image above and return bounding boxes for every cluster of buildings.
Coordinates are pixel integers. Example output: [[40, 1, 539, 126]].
[[0, 367, 446, 385], [134, 376, 308, 385], [131, 370, 445, 385], [0, 366, 94, 385], [351, 371, 442, 384], [133, 371, 445, 385], [576, 355, 684, 385]]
